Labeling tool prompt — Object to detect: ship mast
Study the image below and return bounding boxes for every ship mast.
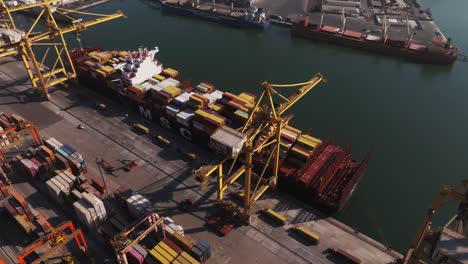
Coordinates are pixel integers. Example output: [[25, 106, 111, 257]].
[[341, 7, 347, 33], [383, 15, 389, 43], [319, 11, 324, 28]]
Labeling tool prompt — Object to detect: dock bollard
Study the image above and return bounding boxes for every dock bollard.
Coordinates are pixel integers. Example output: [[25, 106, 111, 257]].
[[155, 135, 171, 145], [177, 148, 197, 160]]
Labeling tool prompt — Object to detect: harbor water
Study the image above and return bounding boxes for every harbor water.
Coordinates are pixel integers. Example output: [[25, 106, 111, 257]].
[[64, 0, 468, 254]]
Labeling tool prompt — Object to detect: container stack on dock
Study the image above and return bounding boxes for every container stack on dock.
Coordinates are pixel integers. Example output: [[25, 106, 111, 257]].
[[0, 181, 53, 238], [70, 46, 371, 212], [9, 136, 110, 231]]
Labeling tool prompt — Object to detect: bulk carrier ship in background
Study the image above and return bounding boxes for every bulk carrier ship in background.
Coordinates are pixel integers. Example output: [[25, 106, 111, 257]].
[[69, 46, 370, 212], [160, 0, 269, 29], [291, 17, 459, 64]]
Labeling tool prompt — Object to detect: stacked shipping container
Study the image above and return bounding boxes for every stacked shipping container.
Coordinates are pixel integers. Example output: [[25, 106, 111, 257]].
[[71, 47, 370, 212]]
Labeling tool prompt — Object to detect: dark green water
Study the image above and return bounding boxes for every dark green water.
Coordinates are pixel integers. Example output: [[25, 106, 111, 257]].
[[68, 0, 468, 253]]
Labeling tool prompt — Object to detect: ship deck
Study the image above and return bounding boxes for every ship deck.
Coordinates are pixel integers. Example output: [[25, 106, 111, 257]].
[[256, 0, 447, 47], [0, 57, 403, 264]]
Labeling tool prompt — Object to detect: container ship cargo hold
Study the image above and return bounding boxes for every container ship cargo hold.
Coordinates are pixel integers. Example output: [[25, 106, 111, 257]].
[[69, 47, 370, 212], [291, 17, 459, 64], [160, 0, 269, 29]]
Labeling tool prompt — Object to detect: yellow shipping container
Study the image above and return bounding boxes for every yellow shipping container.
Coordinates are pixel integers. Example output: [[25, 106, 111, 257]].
[[284, 125, 302, 136], [119, 51, 129, 58], [301, 134, 322, 144], [175, 254, 191, 264], [89, 51, 98, 56], [163, 86, 181, 97], [153, 74, 166, 82], [154, 244, 175, 262], [165, 67, 179, 75], [181, 251, 200, 264], [102, 65, 115, 74], [210, 104, 223, 112], [238, 92, 256, 104], [149, 248, 169, 264], [291, 146, 310, 157], [160, 241, 179, 258], [94, 69, 108, 78]]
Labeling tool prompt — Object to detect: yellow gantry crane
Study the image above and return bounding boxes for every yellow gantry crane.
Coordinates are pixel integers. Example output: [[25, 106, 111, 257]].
[[194, 73, 325, 222], [0, 0, 125, 98], [403, 180, 468, 264]]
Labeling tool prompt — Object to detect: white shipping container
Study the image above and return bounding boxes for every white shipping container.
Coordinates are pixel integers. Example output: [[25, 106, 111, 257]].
[[165, 104, 180, 117], [176, 109, 195, 127], [209, 126, 248, 158], [168, 223, 184, 236], [50, 138, 63, 148], [164, 225, 175, 234], [82, 192, 107, 221], [56, 173, 73, 188], [157, 78, 179, 88], [72, 190, 83, 200], [45, 179, 62, 203], [53, 176, 69, 194]]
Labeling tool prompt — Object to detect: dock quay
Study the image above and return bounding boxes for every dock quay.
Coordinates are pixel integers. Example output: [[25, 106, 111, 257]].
[[0, 56, 403, 263]]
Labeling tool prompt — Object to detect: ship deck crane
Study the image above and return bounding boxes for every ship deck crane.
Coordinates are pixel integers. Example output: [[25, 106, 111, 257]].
[[403, 180, 468, 264], [194, 73, 325, 222], [0, 0, 125, 98]]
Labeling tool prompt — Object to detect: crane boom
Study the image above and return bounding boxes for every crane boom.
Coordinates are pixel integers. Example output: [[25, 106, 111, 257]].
[[404, 180, 468, 264], [0, 0, 125, 97]]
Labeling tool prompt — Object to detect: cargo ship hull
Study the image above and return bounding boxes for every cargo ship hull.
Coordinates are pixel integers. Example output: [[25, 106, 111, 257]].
[[291, 21, 458, 64], [161, 1, 269, 29], [70, 47, 368, 213]]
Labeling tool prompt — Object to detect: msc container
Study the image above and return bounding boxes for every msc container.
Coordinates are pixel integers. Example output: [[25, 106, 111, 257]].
[[209, 126, 247, 158], [292, 226, 320, 244]]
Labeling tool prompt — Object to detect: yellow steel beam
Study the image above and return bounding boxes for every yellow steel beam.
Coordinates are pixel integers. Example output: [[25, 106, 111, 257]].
[[6, 0, 61, 12], [277, 74, 324, 115], [221, 165, 246, 192], [241, 89, 265, 134], [272, 120, 282, 188], [218, 163, 223, 200], [243, 146, 253, 212], [251, 185, 270, 206]]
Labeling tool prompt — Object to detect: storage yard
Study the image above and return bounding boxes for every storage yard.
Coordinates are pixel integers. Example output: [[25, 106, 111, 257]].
[[0, 56, 403, 263]]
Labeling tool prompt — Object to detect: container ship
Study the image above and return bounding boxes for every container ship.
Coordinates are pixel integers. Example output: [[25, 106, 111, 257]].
[[291, 17, 459, 64], [68, 46, 370, 212], [160, 0, 269, 29]]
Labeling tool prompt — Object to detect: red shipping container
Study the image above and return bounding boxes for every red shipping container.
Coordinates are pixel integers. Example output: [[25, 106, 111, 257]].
[[163, 238, 182, 254], [91, 177, 106, 194], [55, 153, 69, 169], [2, 199, 18, 216]]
